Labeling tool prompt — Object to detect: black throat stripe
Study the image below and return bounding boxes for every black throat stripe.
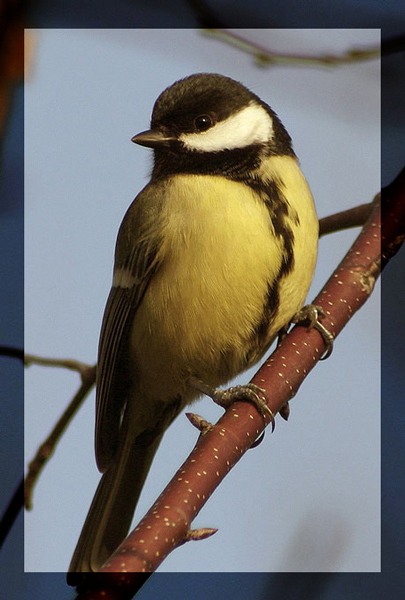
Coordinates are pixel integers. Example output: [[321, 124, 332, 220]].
[[243, 175, 298, 351]]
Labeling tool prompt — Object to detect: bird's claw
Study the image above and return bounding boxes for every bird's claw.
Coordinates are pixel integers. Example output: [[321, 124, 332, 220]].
[[212, 383, 275, 432], [292, 304, 334, 359]]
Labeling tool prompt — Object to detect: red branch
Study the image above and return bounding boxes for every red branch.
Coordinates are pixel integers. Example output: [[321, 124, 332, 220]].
[[381, 165, 405, 266], [71, 178, 400, 598], [87, 199, 381, 578]]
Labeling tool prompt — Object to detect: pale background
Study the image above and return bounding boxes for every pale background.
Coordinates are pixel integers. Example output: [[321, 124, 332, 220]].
[[24, 28, 380, 572]]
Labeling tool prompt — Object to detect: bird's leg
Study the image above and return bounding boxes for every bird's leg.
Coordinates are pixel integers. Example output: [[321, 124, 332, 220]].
[[292, 304, 334, 360], [188, 376, 275, 433], [275, 305, 334, 421], [276, 324, 290, 347]]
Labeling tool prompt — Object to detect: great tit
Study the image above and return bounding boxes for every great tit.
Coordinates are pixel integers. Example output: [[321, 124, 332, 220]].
[[68, 73, 318, 573]]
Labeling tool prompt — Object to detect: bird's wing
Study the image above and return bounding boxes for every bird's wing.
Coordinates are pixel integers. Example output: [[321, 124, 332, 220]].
[[95, 186, 164, 472]]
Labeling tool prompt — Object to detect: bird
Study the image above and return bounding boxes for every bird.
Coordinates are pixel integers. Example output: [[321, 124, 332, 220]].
[[67, 72, 318, 575]]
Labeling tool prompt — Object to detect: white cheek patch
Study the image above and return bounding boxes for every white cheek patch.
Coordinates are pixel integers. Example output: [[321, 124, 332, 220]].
[[179, 102, 274, 152]]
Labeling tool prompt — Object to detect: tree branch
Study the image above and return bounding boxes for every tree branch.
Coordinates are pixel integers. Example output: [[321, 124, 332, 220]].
[[16, 192, 387, 596], [24, 359, 96, 509], [0, 345, 24, 361], [0, 477, 23, 549], [202, 29, 380, 68], [71, 190, 384, 588], [21, 202, 371, 518], [381, 165, 405, 267], [19, 171, 400, 596], [318, 199, 376, 237], [24, 353, 94, 378], [183, 0, 226, 28]]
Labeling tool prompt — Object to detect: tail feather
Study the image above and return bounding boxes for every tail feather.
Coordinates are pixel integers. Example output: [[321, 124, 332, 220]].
[[68, 431, 162, 574]]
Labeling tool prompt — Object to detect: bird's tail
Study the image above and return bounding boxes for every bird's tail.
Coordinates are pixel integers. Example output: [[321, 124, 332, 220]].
[[67, 428, 163, 577]]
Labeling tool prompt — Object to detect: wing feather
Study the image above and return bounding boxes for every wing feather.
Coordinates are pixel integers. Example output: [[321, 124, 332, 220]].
[[94, 187, 164, 472]]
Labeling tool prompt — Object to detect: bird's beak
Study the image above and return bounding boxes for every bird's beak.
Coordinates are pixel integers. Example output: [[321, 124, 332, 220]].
[[131, 129, 175, 148]]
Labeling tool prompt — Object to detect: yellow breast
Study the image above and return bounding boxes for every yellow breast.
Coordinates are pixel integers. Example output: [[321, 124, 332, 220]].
[[132, 156, 318, 400]]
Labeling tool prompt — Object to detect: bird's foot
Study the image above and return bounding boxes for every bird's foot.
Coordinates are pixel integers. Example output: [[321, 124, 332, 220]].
[[188, 377, 275, 433], [292, 304, 334, 359]]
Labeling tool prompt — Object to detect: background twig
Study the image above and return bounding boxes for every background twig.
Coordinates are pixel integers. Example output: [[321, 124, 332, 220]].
[[203, 29, 380, 68], [0, 478, 23, 549], [318, 200, 376, 237], [24, 362, 96, 509]]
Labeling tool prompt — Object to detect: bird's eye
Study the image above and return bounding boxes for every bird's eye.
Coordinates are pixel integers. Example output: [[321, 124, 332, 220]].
[[194, 114, 213, 132]]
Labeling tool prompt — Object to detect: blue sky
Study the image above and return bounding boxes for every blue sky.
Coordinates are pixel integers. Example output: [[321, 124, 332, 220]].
[[24, 29, 380, 573]]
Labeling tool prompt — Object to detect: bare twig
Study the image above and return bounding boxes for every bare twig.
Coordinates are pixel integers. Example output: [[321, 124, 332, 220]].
[[0, 477, 23, 549], [24, 353, 93, 378], [319, 200, 376, 237], [1, 350, 97, 510], [0, 345, 24, 361], [381, 165, 405, 267], [24, 362, 96, 509], [381, 33, 405, 56], [183, 0, 225, 28], [202, 29, 380, 68]]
